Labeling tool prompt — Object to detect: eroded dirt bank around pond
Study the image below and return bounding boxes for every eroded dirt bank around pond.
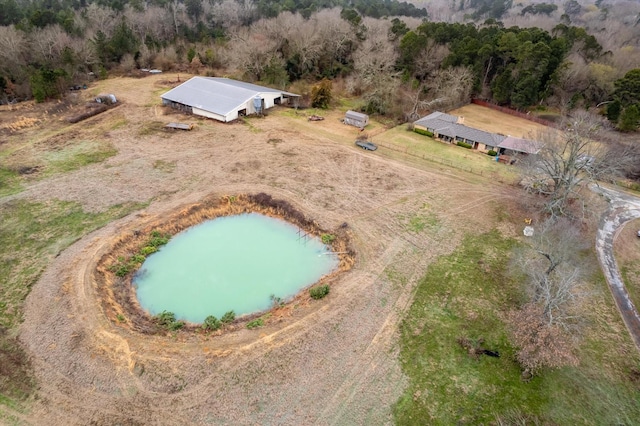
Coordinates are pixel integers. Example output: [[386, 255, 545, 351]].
[[97, 193, 355, 334]]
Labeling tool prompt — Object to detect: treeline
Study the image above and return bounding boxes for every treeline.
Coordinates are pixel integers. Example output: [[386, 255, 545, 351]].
[[0, 0, 427, 27], [398, 22, 601, 109], [0, 0, 638, 130], [255, 0, 427, 19]]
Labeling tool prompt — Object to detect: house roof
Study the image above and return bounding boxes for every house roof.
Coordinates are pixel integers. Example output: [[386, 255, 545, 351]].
[[414, 111, 459, 127], [417, 118, 505, 146], [160, 77, 298, 117], [498, 136, 542, 154], [453, 125, 505, 146]]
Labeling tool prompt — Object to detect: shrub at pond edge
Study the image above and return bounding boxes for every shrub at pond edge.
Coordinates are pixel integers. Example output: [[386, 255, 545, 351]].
[[221, 311, 235, 324], [321, 233, 336, 244], [247, 318, 264, 329], [310, 285, 330, 300], [202, 315, 222, 331]]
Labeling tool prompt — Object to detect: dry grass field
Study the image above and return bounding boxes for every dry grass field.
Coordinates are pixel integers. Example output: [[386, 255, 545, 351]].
[[0, 74, 514, 424], [1, 74, 638, 425], [449, 103, 550, 139]]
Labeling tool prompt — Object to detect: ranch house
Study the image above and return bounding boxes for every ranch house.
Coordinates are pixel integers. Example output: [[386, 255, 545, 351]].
[[161, 77, 300, 123], [414, 111, 541, 156]]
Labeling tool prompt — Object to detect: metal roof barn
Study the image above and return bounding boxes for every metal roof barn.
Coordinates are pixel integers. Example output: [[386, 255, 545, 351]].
[[161, 77, 299, 122]]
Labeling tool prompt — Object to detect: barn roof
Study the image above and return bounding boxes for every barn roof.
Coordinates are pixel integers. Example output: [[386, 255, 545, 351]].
[[160, 77, 298, 117], [498, 136, 542, 154]]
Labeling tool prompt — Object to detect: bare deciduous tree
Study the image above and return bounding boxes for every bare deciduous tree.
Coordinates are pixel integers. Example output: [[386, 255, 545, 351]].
[[227, 27, 280, 80], [84, 3, 119, 38], [0, 25, 28, 75], [126, 5, 174, 45], [316, 9, 357, 77], [30, 25, 74, 66], [506, 219, 589, 377], [518, 110, 631, 218], [429, 66, 475, 109], [211, 0, 256, 28], [412, 39, 449, 81], [513, 218, 591, 327], [352, 20, 397, 87]]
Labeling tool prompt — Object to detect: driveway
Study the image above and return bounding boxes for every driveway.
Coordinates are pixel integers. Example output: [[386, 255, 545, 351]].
[[593, 185, 640, 351]]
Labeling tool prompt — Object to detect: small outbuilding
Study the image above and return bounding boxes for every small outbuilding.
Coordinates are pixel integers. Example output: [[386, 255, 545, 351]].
[[344, 110, 369, 128]]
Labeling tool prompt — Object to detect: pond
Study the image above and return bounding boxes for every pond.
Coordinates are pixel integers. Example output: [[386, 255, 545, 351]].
[[133, 213, 338, 323]]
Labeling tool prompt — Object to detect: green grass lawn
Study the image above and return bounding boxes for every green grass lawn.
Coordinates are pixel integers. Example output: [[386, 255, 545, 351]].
[[0, 200, 145, 329], [373, 126, 517, 181], [1, 130, 118, 195], [394, 230, 640, 425], [0, 167, 22, 197], [42, 139, 117, 175], [0, 199, 145, 408]]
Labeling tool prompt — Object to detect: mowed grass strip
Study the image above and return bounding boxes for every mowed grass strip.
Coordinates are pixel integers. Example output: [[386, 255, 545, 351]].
[[394, 231, 640, 425], [1, 136, 117, 195]]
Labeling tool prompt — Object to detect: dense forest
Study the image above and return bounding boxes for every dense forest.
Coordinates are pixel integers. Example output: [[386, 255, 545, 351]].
[[0, 0, 639, 130]]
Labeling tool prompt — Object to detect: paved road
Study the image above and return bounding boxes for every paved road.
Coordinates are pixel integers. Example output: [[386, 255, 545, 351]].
[[593, 185, 640, 351]]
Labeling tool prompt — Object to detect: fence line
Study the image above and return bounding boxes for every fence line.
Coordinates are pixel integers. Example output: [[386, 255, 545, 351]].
[[375, 141, 510, 183], [470, 99, 557, 128]]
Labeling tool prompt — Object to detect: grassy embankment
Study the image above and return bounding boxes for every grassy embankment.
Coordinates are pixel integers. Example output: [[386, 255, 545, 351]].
[[394, 230, 640, 425], [0, 113, 144, 419], [0, 200, 145, 414]]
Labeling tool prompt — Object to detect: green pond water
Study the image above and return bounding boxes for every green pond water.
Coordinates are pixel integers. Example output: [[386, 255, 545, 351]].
[[134, 213, 338, 323]]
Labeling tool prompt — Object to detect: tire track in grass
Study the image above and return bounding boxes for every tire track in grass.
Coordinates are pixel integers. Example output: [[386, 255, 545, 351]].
[[318, 236, 407, 425]]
